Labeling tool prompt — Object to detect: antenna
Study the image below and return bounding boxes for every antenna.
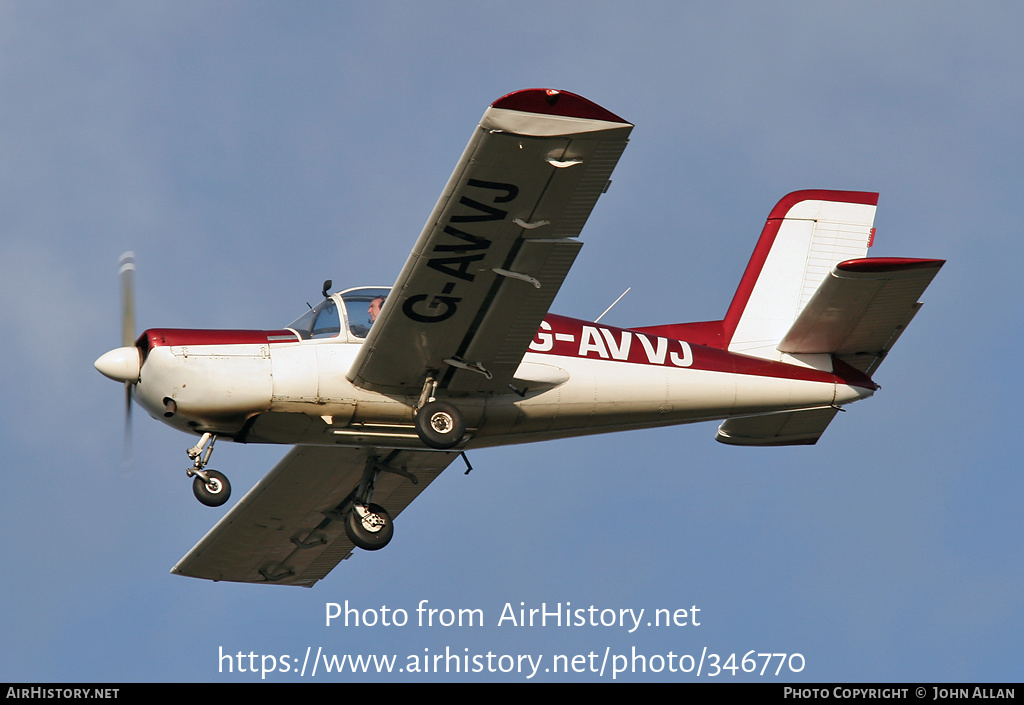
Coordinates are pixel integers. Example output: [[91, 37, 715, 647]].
[[595, 287, 631, 323]]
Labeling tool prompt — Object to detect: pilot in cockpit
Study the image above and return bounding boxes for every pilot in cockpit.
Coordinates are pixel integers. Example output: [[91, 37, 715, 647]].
[[349, 294, 386, 338], [368, 295, 385, 324]]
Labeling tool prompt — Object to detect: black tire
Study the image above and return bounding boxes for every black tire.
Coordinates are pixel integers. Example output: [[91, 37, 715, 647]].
[[414, 400, 465, 449], [345, 503, 394, 551], [193, 469, 231, 507]]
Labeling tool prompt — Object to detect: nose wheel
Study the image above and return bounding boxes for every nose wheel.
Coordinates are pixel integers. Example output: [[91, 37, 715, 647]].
[[192, 469, 231, 507], [185, 433, 231, 507]]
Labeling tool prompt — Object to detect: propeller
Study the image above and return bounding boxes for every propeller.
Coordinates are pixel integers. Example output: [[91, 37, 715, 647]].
[[120, 251, 135, 348], [119, 251, 135, 460], [94, 252, 141, 463]]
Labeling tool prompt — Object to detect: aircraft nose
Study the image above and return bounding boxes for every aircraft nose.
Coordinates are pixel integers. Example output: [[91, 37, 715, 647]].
[[94, 346, 142, 383]]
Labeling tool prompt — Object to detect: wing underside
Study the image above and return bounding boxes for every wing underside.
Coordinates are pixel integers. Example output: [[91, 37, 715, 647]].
[[172, 446, 459, 587], [348, 89, 632, 397]]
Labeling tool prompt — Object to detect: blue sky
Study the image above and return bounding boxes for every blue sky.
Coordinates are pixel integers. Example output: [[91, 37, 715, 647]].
[[1, 1, 1020, 682]]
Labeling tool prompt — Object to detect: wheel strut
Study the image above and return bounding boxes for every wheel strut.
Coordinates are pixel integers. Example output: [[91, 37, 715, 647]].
[[185, 433, 231, 506], [344, 455, 394, 550]]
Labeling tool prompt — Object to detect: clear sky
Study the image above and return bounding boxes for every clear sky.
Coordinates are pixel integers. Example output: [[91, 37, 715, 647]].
[[1, 1, 1020, 683]]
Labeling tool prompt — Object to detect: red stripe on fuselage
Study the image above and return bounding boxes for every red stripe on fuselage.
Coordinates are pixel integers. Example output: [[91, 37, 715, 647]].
[[138, 328, 299, 350], [533, 314, 876, 390]]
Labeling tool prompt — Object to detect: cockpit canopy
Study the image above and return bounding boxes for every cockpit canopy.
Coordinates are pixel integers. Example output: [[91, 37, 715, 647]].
[[287, 286, 391, 341]]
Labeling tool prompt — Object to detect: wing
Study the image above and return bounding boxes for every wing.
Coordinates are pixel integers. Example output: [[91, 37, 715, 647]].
[[348, 89, 632, 396], [777, 257, 945, 374], [172, 446, 459, 587]]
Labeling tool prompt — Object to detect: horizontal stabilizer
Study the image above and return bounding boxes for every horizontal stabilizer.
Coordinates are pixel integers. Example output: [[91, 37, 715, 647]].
[[715, 407, 840, 446], [778, 257, 944, 374]]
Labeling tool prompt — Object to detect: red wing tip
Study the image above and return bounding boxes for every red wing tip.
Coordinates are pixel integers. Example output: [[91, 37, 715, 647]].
[[492, 89, 629, 124], [837, 257, 946, 273]]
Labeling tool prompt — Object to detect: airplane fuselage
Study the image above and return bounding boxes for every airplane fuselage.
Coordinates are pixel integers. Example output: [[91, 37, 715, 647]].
[[131, 309, 876, 452]]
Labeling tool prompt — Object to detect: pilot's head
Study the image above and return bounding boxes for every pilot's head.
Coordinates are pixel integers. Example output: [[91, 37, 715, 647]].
[[368, 296, 385, 323]]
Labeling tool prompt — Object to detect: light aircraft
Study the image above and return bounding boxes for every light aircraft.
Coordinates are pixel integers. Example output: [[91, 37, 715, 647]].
[[94, 89, 943, 587]]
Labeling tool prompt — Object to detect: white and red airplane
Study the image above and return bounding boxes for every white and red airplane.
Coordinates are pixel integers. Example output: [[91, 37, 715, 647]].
[[95, 89, 943, 587]]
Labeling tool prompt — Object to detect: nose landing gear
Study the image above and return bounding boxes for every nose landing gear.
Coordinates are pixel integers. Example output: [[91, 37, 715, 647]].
[[191, 469, 230, 507], [185, 433, 231, 507]]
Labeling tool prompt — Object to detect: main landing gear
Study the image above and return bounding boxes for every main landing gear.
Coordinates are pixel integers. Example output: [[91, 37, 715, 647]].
[[415, 400, 465, 449], [185, 433, 231, 507], [345, 503, 393, 550], [343, 456, 398, 551], [413, 377, 466, 450]]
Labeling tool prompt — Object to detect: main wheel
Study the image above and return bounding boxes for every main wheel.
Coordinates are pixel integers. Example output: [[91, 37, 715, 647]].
[[414, 400, 465, 449], [345, 503, 394, 551], [193, 469, 231, 507]]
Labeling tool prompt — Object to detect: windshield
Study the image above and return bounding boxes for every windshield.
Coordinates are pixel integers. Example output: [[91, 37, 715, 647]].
[[287, 298, 341, 340], [341, 287, 391, 338]]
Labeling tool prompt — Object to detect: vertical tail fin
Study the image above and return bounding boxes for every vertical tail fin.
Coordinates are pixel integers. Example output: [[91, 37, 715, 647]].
[[722, 190, 878, 360]]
